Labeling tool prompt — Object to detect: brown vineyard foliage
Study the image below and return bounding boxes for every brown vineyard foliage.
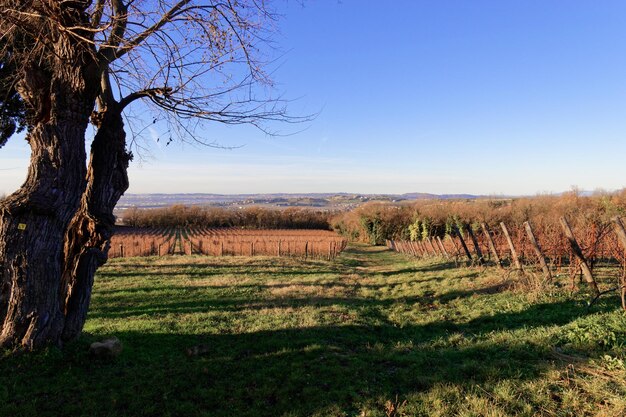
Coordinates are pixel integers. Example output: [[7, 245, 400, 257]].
[[109, 227, 347, 260]]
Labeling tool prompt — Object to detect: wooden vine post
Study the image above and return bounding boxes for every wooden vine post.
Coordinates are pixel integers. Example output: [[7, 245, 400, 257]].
[[436, 236, 449, 258], [481, 222, 503, 269], [433, 237, 444, 256], [426, 237, 438, 256], [465, 224, 485, 265], [427, 238, 437, 256], [523, 221, 552, 281], [446, 234, 460, 257], [500, 222, 522, 271], [413, 241, 424, 257], [610, 216, 626, 309], [559, 216, 599, 296], [411, 241, 418, 257], [403, 241, 412, 257], [454, 226, 473, 262]]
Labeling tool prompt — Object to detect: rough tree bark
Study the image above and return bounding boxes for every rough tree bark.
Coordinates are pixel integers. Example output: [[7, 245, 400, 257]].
[[2, 90, 131, 348], [60, 103, 130, 341], [0, 86, 97, 347], [0, 3, 99, 349], [0, 118, 88, 348]]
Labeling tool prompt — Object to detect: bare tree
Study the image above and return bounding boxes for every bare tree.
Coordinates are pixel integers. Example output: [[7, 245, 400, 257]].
[[0, 0, 296, 350]]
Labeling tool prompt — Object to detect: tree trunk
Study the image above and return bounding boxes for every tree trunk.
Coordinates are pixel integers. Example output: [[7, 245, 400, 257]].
[[60, 107, 130, 342], [0, 8, 99, 348], [0, 104, 92, 349]]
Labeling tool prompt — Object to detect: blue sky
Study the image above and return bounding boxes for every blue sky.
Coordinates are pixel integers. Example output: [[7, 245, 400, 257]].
[[2, 1, 626, 195]]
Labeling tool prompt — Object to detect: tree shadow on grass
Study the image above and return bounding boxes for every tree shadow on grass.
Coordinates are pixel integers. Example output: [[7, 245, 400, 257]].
[[88, 285, 615, 334], [377, 261, 460, 276], [94, 270, 477, 301], [1, 296, 619, 417], [2, 271, 623, 417], [87, 265, 505, 324], [4, 242, 621, 417], [97, 268, 341, 279]]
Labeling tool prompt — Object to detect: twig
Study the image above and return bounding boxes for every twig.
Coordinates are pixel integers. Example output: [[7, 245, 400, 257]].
[[586, 286, 626, 311]]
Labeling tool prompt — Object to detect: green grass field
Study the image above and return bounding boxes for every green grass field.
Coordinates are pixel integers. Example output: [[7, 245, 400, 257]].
[[2, 244, 626, 417]]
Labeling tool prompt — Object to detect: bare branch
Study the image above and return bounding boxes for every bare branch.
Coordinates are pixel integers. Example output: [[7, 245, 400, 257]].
[[119, 87, 173, 109], [3, 0, 309, 149], [91, 0, 105, 28], [99, 0, 129, 63], [106, 0, 193, 63]]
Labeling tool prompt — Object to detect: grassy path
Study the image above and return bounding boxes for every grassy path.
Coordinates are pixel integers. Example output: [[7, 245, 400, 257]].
[[1, 244, 626, 416]]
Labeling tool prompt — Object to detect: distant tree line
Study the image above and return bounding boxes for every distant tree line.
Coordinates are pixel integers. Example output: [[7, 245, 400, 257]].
[[120, 190, 626, 241], [330, 189, 626, 245], [122, 205, 334, 230]]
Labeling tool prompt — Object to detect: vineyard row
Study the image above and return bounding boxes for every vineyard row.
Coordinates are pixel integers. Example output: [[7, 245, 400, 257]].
[[109, 227, 348, 260], [387, 216, 626, 309]]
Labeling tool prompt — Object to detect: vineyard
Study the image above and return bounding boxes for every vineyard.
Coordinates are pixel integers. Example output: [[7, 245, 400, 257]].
[[387, 215, 626, 308], [109, 227, 347, 260]]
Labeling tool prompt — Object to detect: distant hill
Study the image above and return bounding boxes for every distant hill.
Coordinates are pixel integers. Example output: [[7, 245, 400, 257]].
[[116, 192, 485, 212], [399, 193, 479, 200]]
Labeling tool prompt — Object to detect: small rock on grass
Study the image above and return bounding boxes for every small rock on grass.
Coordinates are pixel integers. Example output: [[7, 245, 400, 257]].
[[89, 337, 123, 359], [186, 344, 211, 357]]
